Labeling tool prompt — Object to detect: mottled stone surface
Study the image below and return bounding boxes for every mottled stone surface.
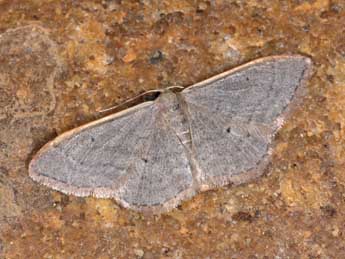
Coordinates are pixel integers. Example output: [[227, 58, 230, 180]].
[[0, 0, 344, 258]]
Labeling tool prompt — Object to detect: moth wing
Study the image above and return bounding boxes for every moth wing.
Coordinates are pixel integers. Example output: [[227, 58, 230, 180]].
[[181, 56, 312, 188], [182, 55, 312, 128], [183, 103, 274, 188], [29, 101, 194, 212]]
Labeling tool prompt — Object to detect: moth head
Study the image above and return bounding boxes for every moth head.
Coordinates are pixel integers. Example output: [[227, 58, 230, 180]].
[[155, 89, 180, 112]]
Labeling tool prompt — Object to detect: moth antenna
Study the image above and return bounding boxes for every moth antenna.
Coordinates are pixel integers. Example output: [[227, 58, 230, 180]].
[[97, 89, 163, 113]]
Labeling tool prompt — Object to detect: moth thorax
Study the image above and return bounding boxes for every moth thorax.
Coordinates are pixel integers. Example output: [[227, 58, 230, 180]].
[[157, 92, 192, 148], [156, 91, 179, 111]]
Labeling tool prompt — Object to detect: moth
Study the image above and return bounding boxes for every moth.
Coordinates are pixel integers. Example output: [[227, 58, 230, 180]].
[[29, 55, 312, 213]]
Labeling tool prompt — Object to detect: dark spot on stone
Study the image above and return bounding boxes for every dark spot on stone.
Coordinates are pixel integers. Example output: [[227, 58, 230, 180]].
[[149, 50, 164, 64], [142, 158, 148, 163], [330, 3, 342, 13], [226, 127, 231, 133], [79, 212, 85, 220], [228, 25, 236, 35], [91, 137, 95, 142], [326, 74, 334, 83], [155, 11, 184, 35], [316, 95, 327, 103], [321, 205, 337, 217], [302, 25, 310, 32], [232, 211, 253, 222], [0, 141, 7, 150], [161, 246, 170, 256]]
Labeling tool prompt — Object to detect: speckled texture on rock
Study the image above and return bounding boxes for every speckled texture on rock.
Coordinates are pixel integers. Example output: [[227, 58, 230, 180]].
[[0, 0, 345, 258]]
